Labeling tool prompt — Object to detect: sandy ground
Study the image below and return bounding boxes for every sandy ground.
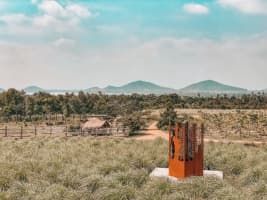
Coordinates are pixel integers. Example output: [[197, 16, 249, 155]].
[[134, 122, 267, 145]]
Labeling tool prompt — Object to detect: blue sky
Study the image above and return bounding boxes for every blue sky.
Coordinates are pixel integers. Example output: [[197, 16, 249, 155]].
[[0, 0, 267, 90]]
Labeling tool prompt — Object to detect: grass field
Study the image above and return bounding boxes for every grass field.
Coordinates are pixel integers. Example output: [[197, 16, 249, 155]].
[[0, 137, 266, 200]]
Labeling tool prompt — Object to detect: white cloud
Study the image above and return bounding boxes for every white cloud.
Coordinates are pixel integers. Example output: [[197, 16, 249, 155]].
[[66, 4, 92, 18], [38, 1, 91, 18], [217, 0, 267, 14], [0, 14, 30, 24], [53, 38, 75, 47], [31, 0, 38, 4], [32, 14, 81, 33], [183, 3, 209, 14], [33, 1, 92, 32], [0, 1, 92, 35], [1, 35, 267, 90], [38, 0, 66, 17], [33, 14, 57, 27]]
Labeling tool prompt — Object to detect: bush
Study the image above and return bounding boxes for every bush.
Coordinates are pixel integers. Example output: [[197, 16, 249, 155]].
[[68, 124, 81, 132], [157, 105, 177, 130]]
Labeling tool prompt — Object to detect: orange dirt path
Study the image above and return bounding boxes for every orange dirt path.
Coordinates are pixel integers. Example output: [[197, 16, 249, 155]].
[[134, 122, 168, 141], [134, 122, 267, 145]]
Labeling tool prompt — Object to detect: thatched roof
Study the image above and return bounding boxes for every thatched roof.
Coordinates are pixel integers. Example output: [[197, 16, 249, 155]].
[[82, 118, 110, 130]]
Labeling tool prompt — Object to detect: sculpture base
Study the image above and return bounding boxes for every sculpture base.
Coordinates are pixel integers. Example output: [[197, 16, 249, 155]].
[[150, 168, 223, 181]]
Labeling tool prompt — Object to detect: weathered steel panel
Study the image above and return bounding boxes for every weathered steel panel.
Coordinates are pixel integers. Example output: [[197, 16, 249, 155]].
[[169, 122, 204, 179]]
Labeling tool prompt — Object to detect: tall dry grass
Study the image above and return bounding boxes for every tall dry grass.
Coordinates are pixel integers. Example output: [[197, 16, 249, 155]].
[[0, 137, 266, 200]]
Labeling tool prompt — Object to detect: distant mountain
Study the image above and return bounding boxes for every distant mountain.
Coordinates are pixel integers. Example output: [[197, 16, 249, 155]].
[[104, 86, 122, 94], [24, 86, 45, 93], [23, 86, 77, 94], [0, 88, 4, 93], [46, 89, 78, 94], [179, 80, 248, 94], [102, 81, 177, 94], [84, 87, 103, 93]]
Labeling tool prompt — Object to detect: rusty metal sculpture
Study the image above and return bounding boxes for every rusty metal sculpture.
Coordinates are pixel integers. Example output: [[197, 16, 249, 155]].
[[169, 122, 204, 179]]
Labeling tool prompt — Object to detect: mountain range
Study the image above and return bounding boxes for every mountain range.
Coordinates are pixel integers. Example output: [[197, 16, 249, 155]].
[[0, 80, 265, 95], [23, 81, 176, 95]]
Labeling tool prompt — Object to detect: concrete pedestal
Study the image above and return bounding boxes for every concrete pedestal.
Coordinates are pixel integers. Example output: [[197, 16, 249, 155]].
[[150, 168, 223, 181]]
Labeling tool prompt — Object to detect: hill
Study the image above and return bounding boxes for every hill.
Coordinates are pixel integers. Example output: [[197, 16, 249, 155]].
[[23, 86, 79, 94], [84, 87, 103, 93], [23, 86, 45, 93], [0, 88, 4, 93], [102, 81, 177, 94], [179, 80, 248, 94]]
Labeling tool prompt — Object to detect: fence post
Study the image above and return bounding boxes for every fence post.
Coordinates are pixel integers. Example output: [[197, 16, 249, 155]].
[[65, 126, 68, 137], [34, 126, 37, 137], [5, 126, 7, 137], [50, 127, 52, 136], [20, 126, 23, 139]]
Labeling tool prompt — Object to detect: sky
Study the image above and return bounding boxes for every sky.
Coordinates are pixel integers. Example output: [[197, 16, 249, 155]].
[[0, 0, 267, 90]]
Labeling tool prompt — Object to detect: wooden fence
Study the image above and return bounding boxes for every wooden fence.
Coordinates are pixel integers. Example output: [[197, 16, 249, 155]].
[[0, 126, 129, 139], [80, 127, 129, 137]]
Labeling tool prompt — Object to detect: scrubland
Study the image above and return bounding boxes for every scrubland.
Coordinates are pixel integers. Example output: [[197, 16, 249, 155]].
[[151, 109, 267, 140], [0, 137, 266, 200]]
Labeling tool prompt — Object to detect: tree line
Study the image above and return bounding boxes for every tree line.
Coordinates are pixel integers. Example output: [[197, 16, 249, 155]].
[[0, 89, 266, 121]]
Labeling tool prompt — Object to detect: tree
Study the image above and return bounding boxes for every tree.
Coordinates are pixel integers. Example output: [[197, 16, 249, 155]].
[[157, 104, 177, 130], [1, 89, 25, 121], [25, 96, 35, 120], [121, 112, 145, 135]]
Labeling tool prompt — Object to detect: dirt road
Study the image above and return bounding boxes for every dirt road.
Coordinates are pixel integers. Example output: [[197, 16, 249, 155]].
[[135, 122, 168, 141], [135, 122, 267, 145]]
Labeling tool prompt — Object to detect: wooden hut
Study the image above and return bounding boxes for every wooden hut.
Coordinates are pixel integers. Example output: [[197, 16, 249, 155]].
[[82, 117, 110, 132]]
